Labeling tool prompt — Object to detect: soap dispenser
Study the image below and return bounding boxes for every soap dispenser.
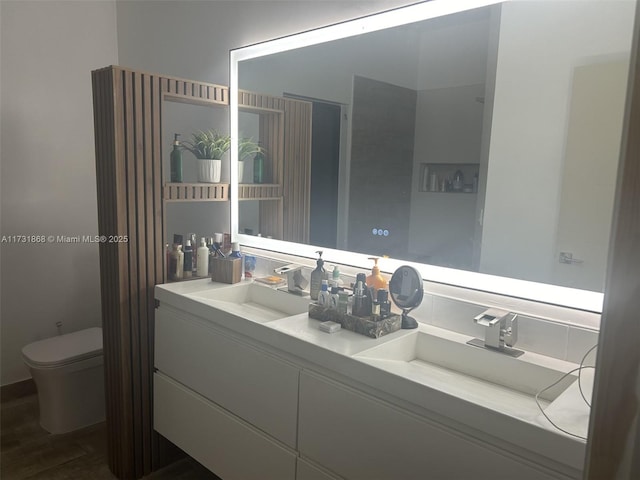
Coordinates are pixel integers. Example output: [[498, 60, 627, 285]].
[[309, 251, 326, 300], [170, 133, 183, 182], [366, 257, 388, 297]]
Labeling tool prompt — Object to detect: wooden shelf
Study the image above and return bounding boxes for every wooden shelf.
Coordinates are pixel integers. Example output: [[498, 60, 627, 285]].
[[164, 183, 229, 202], [239, 184, 282, 200]]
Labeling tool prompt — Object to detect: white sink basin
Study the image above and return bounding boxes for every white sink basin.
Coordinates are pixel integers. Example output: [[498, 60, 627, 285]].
[[354, 329, 577, 420], [187, 283, 309, 323]]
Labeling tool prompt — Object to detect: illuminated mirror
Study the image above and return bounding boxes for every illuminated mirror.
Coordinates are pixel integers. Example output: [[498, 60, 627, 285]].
[[230, 0, 636, 312]]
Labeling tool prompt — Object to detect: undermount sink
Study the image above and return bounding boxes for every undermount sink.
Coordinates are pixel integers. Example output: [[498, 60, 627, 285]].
[[354, 329, 578, 417], [187, 282, 310, 323]]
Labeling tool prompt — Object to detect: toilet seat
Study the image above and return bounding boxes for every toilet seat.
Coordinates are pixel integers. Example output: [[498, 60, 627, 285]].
[[22, 327, 103, 368]]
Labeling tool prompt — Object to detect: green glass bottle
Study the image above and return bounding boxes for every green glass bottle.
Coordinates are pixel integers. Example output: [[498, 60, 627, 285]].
[[170, 133, 183, 182], [253, 151, 265, 184]]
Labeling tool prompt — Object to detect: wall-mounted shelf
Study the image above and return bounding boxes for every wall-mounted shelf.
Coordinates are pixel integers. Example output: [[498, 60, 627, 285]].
[[238, 184, 282, 200], [163, 183, 229, 202]]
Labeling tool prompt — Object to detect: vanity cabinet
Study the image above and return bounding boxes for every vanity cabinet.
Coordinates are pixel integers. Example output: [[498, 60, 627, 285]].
[[154, 373, 297, 480], [298, 371, 561, 480], [154, 306, 299, 448]]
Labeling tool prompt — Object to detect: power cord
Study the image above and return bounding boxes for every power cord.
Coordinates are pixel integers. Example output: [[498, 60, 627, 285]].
[[534, 344, 597, 440]]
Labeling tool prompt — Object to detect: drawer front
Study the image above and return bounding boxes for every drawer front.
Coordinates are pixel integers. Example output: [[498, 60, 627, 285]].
[[154, 372, 296, 480], [155, 306, 299, 447], [299, 372, 562, 480]]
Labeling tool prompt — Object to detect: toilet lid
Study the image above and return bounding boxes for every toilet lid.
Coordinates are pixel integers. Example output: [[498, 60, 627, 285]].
[[22, 327, 103, 367]]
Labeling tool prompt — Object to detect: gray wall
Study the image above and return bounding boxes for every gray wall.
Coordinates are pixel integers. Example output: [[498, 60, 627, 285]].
[[0, 0, 118, 385], [348, 76, 416, 258]]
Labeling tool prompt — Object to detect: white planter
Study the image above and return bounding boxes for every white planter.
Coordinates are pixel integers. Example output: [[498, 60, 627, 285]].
[[238, 161, 245, 183], [197, 159, 222, 183]]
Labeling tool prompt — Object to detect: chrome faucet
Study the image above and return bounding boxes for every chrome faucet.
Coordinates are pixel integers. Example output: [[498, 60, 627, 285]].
[[467, 308, 524, 357], [274, 264, 309, 295]]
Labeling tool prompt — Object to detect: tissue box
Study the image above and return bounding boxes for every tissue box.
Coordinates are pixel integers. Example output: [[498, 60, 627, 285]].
[[210, 257, 242, 284], [308, 303, 401, 338]]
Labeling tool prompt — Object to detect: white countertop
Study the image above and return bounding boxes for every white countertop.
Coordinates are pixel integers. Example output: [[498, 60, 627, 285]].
[[156, 278, 589, 477]]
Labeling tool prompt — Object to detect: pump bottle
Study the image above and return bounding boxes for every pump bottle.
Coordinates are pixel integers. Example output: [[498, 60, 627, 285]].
[[309, 251, 326, 300], [196, 238, 209, 277], [366, 257, 388, 297]]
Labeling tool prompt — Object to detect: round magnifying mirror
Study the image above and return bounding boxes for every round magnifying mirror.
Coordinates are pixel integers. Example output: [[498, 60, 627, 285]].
[[389, 266, 423, 329]]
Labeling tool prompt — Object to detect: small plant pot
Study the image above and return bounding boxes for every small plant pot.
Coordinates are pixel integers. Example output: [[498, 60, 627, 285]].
[[238, 160, 245, 183], [197, 159, 222, 183]]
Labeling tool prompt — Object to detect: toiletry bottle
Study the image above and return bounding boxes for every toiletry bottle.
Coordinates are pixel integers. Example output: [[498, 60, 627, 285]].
[[331, 265, 343, 287], [329, 285, 340, 310], [183, 240, 193, 278], [377, 289, 391, 318], [366, 257, 388, 298], [338, 291, 349, 314], [353, 280, 366, 317], [170, 134, 182, 182], [188, 233, 197, 274], [169, 244, 184, 281], [196, 238, 209, 277], [309, 251, 326, 300], [356, 273, 373, 316], [318, 280, 330, 307], [230, 242, 244, 280]]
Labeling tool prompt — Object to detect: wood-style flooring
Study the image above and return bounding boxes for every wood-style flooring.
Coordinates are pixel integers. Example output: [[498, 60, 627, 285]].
[[1, 388, 220, 480]]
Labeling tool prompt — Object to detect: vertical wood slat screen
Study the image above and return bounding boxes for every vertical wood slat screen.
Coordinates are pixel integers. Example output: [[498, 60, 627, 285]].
[[91, 66, 229, 479], [283, 98, 312, 244]]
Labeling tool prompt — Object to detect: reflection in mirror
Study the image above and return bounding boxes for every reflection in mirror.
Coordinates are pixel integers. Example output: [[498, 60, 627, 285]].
[[231, 0, 636, 311]]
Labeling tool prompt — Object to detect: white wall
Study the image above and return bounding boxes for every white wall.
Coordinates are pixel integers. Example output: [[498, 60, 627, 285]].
[[480, 0, 635, 284], [1, 0, 118, 384]]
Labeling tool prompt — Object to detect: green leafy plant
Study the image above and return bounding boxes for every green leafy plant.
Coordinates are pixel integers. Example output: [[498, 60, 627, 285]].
[[238, 137, 264, 161], [181, 129, 231, 160]]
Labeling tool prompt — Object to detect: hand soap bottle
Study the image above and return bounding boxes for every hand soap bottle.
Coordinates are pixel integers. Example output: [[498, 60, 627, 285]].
[[309, 251, 326, 300], [170, 133, 182, 182], [366, 257, 388, 297]]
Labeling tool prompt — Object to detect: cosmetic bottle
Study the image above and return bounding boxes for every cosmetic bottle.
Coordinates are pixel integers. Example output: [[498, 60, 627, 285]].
[[366, 257, 388, 298], [329, 285, 340, 310], [196, 238, 209, 277], [230, 242, 244, 280], [353, 280, 370, 317], [309, 251, 326, 300], [188, 233, 197, 274], [377, 289, 391, 318], [183, 240, 193, 278], [318, 280, 330, 307], [356, 273, 373, 316], [338, 291, 349, 314], [169, 244, 184, 281], [170, 133, 182, 182], [331, 265, 343, 287]]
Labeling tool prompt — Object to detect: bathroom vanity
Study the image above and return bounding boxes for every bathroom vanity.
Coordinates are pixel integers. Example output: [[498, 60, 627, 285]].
[[154, 279, 589, 480]]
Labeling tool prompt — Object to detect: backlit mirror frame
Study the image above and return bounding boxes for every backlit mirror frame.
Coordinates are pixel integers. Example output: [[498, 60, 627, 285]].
[[230, 0, 606, 313]]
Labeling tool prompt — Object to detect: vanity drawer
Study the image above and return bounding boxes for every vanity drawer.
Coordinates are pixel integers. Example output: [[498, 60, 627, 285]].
[[154, 372, 296, 480], [298, 371, 564, 480], [155, 306, 299, 447]]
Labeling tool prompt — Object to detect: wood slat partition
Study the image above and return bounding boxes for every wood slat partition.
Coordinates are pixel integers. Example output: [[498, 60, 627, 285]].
[[283, 98, 313, 244], [91, 65, 230, 479], [163, 183, 229, 201]]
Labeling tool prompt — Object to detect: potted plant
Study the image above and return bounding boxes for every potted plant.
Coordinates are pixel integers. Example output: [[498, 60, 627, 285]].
[[181, 129, 231, 183], [238, 137, 264, 183]]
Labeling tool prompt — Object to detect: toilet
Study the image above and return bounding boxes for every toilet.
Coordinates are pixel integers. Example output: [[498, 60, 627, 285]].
[[22, 327, 105, 434]]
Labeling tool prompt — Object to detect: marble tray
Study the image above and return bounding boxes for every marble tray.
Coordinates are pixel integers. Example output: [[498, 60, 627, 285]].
[[308, 303, 401, 338]]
